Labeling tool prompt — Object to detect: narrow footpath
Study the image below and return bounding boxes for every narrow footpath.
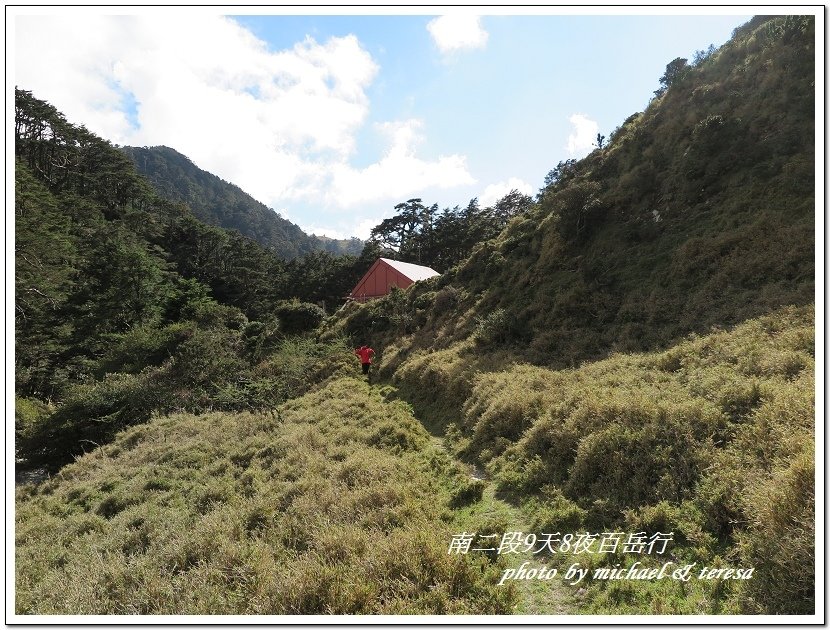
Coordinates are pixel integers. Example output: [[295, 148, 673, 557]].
[[380, 382, 577, 615]]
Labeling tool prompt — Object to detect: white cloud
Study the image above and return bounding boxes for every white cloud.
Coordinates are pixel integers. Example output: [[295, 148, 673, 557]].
[[427, 15, 488, 54], [566, 113, 599, 157], [479, 177, 534, 208], [13, 14, 474, 233], [325, 119, 475, 207]]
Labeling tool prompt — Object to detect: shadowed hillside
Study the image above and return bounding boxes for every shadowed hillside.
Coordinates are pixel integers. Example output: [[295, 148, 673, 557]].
[[122, 145, 363, 259]]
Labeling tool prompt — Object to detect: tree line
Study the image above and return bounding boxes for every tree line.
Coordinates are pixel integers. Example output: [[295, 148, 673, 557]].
[[368, 191, 534, 272], [15, 88, 531, 401]]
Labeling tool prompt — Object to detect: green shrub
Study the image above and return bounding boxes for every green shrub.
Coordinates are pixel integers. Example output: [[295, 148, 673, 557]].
[[18, 369, 168, 468], [433, 285, 461, 313], [95, 323, 190, 376], [472, 308, 513, 345], [449, 478, 486, 508], [564, 416, 711, 512], [274, 300, 326, 335], [169, 327, 246, 390], [211, 378, 283, 411], [624, 501, 715, 556], [15, 396, 53, 445], [734, 444, 814, 614], [367, 420, 428, 454], [241, 319, 282, 362], [523, 488, 587, 534]]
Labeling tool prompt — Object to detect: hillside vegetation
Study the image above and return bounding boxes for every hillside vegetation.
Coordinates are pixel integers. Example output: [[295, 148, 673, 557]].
[[14, 14, 816, 618], [122, 145, 363, 259], [385, 305, 814, 613], [328, 15, 816, 615], [17, 373, 514, 614], [342, 15, 814, 369], [15, 87, 379, 470]]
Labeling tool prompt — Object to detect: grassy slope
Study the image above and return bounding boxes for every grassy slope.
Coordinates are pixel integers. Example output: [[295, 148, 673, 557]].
[[16, 374, 516, 615], [381, 304, 814, 614], [17, 304, 814, 615]]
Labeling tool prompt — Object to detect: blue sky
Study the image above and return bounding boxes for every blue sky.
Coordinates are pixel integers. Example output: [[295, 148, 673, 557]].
[[11, 8, 764, 240]]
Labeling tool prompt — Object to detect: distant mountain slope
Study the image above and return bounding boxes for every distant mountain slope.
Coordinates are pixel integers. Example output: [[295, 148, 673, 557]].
[[121, 145, 362, 259]]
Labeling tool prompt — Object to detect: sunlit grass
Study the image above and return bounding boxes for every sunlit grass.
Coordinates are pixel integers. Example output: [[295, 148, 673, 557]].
[[16, 375, 516, 615]]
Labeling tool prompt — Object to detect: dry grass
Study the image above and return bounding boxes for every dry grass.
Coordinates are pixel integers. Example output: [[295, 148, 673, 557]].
[[16, 374, 515, 615], [385, 305, 815, 614]]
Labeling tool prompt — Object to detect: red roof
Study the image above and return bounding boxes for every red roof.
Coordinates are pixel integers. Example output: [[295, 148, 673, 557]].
[[349, 258, 439, 302]]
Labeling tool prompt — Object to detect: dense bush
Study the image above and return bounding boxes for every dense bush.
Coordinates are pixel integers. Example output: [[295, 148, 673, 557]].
[[17, 334, 358, 470], [274, 300, 326, 335], [472, 308, 516, 346], [18, 369, 169, 469], [94, 324, 191, 376]]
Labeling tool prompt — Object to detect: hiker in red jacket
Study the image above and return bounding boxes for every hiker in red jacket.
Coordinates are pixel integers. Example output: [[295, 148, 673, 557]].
[[354, 345, 376, 379]]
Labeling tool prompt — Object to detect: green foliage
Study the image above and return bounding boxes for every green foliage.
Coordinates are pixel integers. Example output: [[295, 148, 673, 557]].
[[338, 284, 427, 340], [523, 489, 587, 534], [655, 57, 691, 96], [391, 306, 813, 614], [95, 323, 191, 376], [551, 181, 605, 243], [368, 192, 533, 273], [540, 159, 579, 196], [121, 145, 362, 260], [19, 369, 169, 468], [15, 88, 371, 437], [164, 214, 289, 321], [15, 396, 54, 450], [17, 303, 357, 467], [283, 250, 363, 309], [449, 478, 486, 508], [169, 326, 246, 390], [68, 224, 173, 338], [472, 308, 515, 345], [430, 15, 816, 369], [733, 444, 814, 613], [273, 300, 326, 335], [14, 161, 77, 397], [15, 89, 152, 213]]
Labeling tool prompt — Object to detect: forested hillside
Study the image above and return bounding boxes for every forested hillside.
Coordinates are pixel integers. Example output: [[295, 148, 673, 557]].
[[15, 14, 816, 618], [14, 87, 380, 471], [121, 145, 363, 259]]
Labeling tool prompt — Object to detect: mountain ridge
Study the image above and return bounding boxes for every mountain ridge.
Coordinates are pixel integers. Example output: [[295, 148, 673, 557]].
[[121, 144, 363, 259]]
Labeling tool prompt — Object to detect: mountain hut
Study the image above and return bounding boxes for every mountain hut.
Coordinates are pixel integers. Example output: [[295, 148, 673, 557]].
[[348, 258, 440, 303]]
